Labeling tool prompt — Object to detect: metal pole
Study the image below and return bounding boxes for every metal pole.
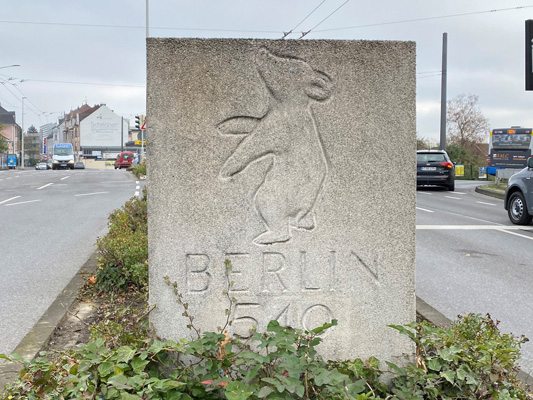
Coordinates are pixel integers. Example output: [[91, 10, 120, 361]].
[[440, 33, 448, 151], [146, 0, 149, 38], [21, 97, 26, 169], [121, 116, 124, 152]]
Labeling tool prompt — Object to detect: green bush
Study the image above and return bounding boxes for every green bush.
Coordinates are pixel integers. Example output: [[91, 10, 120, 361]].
[[134, 158, 146, 178], [94, 188, 148, 293], [2, 311, 530, 399]]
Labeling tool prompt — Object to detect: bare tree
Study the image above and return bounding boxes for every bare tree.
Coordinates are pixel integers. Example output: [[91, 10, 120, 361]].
[[447, 94, 489, 147]]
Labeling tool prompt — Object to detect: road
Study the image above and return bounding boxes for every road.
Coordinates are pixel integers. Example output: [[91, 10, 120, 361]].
[[0, 167, 143, 357], [416, 181, 533, 376]]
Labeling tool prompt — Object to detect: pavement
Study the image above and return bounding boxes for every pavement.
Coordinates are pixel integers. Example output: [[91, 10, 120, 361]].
[[1, 182, 530, 392]]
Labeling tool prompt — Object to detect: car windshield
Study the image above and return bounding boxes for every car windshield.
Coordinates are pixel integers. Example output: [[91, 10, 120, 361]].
[[417, 153, 446, 163]]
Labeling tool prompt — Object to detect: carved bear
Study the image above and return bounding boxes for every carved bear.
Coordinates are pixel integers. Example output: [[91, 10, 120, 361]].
[[219, 47, 333, 245]]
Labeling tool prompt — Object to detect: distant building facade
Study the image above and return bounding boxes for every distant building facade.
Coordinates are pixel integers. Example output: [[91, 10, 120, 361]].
[[0, 104, 20, 155]]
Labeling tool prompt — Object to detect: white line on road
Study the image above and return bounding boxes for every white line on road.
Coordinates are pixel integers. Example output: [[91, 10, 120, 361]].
[[75, 191, 109, 197], [445, 196, 461, 200], [452, 191, 467, 195], [36, 183, 54, 190], [5, 199, 42, 206], [61, 176, 70, 180], [499, 229, 533, 241], [135, 191, 140, 197], [417, 225, 533, 230], [476, 201, 496, 206], [136, 185, 140, 190], [0, 196, 21, 205], [416, 207, 434, 213], [417, 192, 433, 195]]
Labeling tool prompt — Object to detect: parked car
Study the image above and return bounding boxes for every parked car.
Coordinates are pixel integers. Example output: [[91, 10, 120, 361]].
[[504, 157, 533, 225], [114, 151, 135, 169], [74, 161, 85, 169], [416, 150, 455, 191], [47, 161, 53, 170], [35, 162, 48, 170]]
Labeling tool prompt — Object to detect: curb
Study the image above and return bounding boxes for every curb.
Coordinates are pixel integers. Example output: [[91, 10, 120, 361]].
[[0, 252, 98, 391], [475, 185, 505, 200]]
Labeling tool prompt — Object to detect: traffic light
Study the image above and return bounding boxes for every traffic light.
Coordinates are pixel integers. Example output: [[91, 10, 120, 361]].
[[135, 115, 140, 129]]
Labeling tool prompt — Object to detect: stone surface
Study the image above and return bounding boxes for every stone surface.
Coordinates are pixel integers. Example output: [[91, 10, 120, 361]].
[[147, 38, 416, 362]]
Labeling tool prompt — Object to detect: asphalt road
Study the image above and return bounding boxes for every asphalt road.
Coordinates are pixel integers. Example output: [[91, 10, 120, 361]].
[[416, 181, 533, 376], [0, 167, 143, 357]]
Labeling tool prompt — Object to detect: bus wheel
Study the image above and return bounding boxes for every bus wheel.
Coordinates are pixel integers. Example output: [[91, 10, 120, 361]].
[[508, 192, 532, 225]]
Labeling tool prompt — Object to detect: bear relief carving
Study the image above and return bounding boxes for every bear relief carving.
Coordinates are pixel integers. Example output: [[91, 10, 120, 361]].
[[218, 47, 333, 246]]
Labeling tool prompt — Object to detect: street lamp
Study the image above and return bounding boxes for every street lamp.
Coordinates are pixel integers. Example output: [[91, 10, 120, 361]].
[[21, 97, 26, 169]]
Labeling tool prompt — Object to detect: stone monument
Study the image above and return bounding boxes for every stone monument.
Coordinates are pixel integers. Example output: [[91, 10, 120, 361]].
[[147, 38, 416, 362]]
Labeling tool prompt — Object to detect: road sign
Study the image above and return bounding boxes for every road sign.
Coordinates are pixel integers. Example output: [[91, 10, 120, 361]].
[[141, 120, 146, 130]]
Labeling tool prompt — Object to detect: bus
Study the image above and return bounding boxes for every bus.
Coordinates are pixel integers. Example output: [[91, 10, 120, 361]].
[[487, 127, 533, 175], [52, 143, 75, 170]]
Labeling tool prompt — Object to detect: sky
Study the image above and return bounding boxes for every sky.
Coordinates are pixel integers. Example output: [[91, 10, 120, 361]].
[[2, 0, 533, 144]]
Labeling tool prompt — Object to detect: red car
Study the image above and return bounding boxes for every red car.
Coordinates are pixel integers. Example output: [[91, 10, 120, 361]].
[[114, 152, 135, 169]]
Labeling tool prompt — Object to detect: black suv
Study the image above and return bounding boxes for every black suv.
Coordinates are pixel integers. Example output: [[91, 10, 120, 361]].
[[417, 150, 455, 191], [504, 157, 533, 225]]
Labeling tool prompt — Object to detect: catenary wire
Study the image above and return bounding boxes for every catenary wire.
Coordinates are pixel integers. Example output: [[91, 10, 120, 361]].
[[300, 0, 350, 38], [313, 5, 533, 33], [282, 0, 327, 39]]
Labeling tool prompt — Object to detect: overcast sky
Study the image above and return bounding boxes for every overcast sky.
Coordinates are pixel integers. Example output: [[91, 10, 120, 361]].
[[2, 0, 533, 143]]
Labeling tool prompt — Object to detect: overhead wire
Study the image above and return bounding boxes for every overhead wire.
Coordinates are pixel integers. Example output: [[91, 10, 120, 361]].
[[282, 0, 327, 39], [313, 5, 533, 33], [0, 5, 531, 36], [300, 0, 350, 38]]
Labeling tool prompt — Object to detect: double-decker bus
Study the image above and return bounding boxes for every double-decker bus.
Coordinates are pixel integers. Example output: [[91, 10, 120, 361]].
[[487, 127, 533, 175]]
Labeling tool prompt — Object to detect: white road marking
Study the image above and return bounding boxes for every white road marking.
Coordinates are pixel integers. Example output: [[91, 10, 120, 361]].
[[445, 196, 461, 200], [0, 196, 21, 205], [416, 207, 434, 213], [135, 191, 140, 197], [136, 185, 140, 190], [417, 225, 533, 230], [453, 191, 467, 195], [499, 230, 533, 241], [5, 199, 42, 206], [61, 176, 69, 180], [36, 183, 54, 190], [476, 201, 496, 206], [75, 191, 109, 197], [417, 192, 433, 195]]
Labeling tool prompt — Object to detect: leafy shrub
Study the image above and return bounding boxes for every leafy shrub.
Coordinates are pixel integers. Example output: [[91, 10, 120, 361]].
[[94, 189, 148, 294], [389, 313, 531, 400], [2, 309, 531, 399], [134, 158, 146, 178]]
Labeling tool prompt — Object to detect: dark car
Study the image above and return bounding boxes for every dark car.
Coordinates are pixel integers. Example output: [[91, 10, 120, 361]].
[[504, 157, 533, 225], [74, 161, 85, 169], [416, 150, 455, 191]]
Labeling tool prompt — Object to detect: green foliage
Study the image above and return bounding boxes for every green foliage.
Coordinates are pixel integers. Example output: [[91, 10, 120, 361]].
[[94, 188, 148, 294], [388, 313, 531, 400], [134, 158, 147, 178], [3, 303, 531, 399]]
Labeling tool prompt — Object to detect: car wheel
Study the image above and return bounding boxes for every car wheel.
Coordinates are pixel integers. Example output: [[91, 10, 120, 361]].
[[448, 182, 455, 191], [508, 192, 533, 225]]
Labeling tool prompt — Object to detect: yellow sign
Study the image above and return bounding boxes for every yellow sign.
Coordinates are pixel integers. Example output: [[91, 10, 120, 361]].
[[455, 164, 464, 177]]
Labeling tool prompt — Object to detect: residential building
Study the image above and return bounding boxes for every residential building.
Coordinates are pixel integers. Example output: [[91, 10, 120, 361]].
[[0, 104, 20, 155]]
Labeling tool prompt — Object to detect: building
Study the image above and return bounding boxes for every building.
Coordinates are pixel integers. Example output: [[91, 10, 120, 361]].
[[0, 104, 20, 155], [61, 104, 129, 159]]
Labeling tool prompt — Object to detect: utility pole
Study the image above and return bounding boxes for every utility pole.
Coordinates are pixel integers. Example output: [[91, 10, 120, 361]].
[[146, 0, 149, 38], [440, 33, 448, 151], [21, 97, 26, 169], [121, 116, 124, 152]]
